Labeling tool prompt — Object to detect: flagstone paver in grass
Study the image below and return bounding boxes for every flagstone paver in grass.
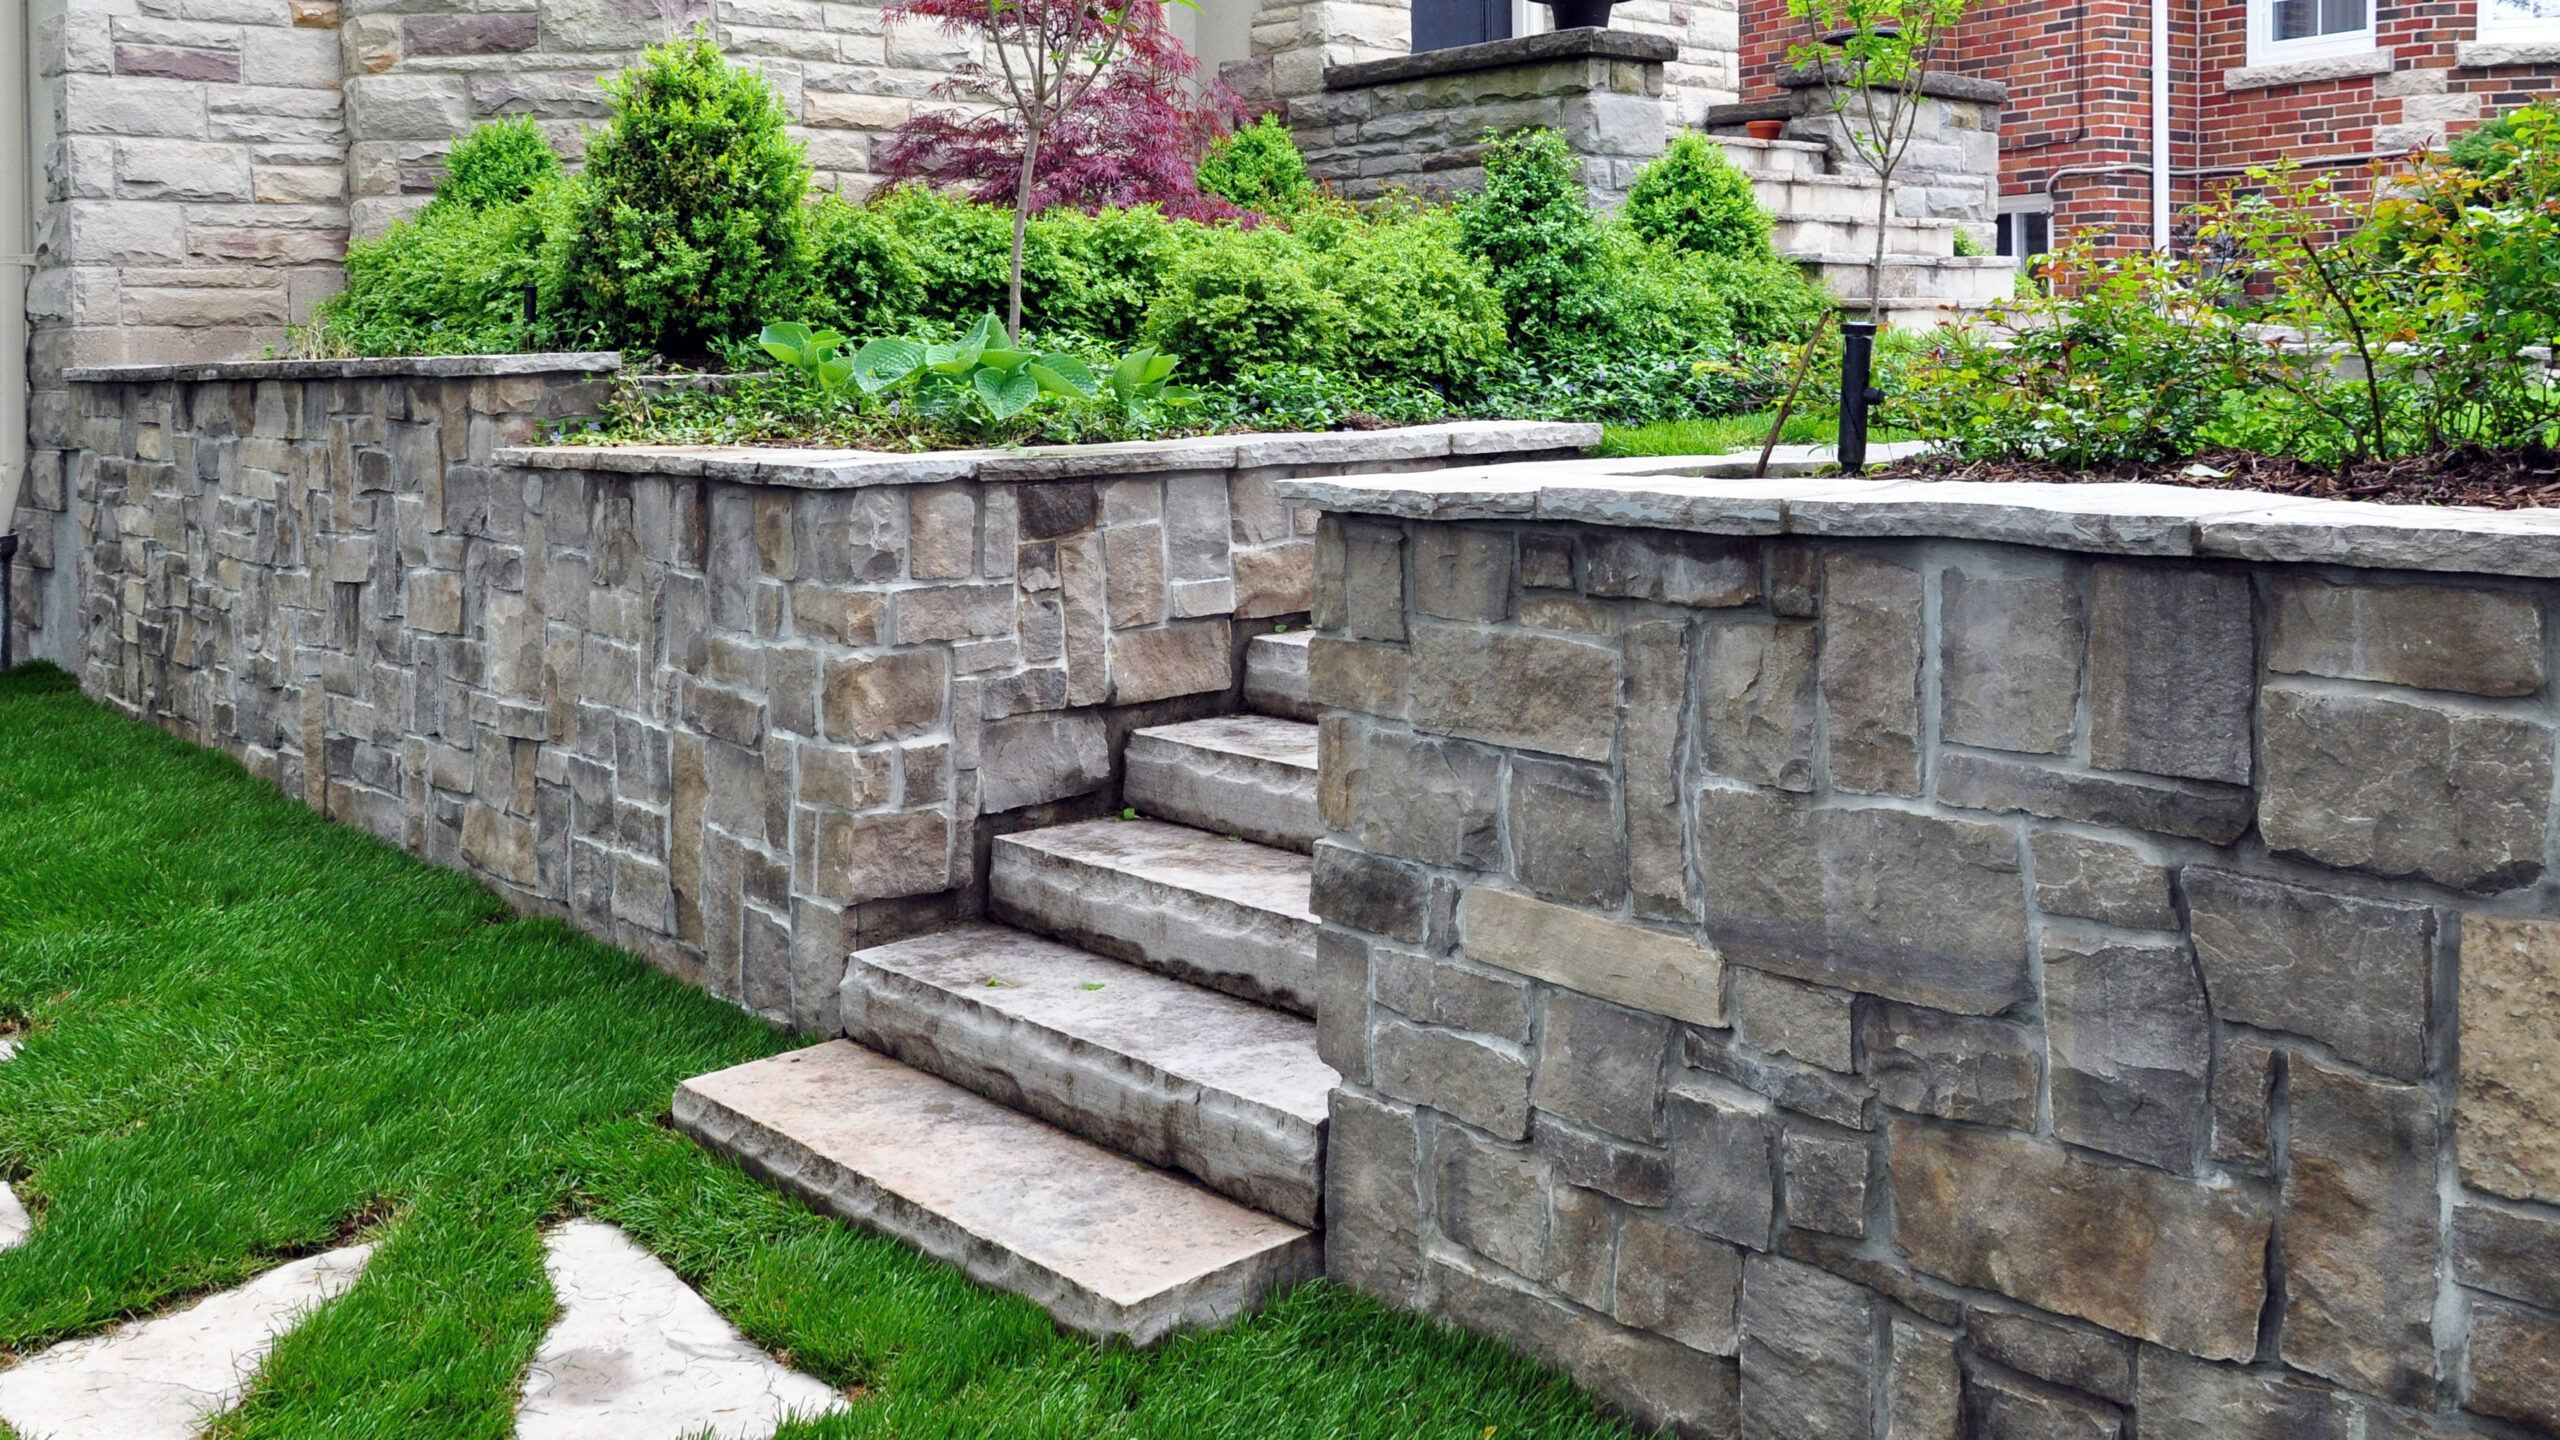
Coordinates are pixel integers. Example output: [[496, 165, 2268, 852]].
[[0, 1245, 372, 1440], [0, 662, 1636, 1440], [519, 1220, 847, 1440]]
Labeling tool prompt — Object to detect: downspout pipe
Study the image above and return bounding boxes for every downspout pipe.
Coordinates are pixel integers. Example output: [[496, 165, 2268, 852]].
[[2152, 0, 2171, 248]]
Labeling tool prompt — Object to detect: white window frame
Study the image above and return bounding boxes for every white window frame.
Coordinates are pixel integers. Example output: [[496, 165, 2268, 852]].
[[2247, 0, 2377, 67], [2477, 0, 2560, 43]]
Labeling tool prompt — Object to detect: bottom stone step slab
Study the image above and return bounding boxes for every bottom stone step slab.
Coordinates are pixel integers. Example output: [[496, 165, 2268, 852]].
[[673, 1041, 1321, 1346]]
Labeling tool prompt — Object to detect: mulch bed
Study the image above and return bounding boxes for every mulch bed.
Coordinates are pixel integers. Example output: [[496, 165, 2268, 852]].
[[1873, 446, 2560, 510]]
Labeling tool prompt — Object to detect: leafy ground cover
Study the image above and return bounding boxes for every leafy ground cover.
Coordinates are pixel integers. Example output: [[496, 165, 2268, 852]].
[[0, 662, 1634, 1440]]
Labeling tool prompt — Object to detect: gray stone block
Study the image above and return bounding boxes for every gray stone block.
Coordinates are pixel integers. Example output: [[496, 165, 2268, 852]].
[[1937, 752, 2253, 845], [1328, 1089, 1424, 1303], [2280, 1054, 2441, 1406], [2029, 832, 2176, 930], [1321, 720, 1503, 868], [2267, 575, 2544, 696], [1370, 1018, 1532, 1141], [1464, 885, 1727, 1028], [1436, 1125, 1550, 1276], [1307, 636, 1412, 719], [821, 649, 945, 744], [1888, 1121, 2271, 1362], [1780, 1128, 1869, 1237], [1686, 1024, 1877, 1132], [1732, 968, 1856, 1073], [992, 819, 1317, 1014], [2467, 1297, 2560, 1434], [1521, 532, 1574, 589], [2044, 934, 2210, 1172], [1697, 790, 2030, 1015], [1244, 629, 1315, 721], [1545, 1182, 1617, 1313], [1886, 1320, 1959, 1440], [1317, 928, 1369, 1082], [1409, 621, 1621, 762], [2182, 867, 2433, 1081], [2210, 1034, 2279, 1165], [1738, 1253, 1878, 1440], [1535, 1113, 1673, 1206], [1667, 1075, 1776, 1250], [1699, 616, 1817, 792], [1410, 523, 1512, 621], [978, 711, 1110, 813], [2131, 1346, 2360, 1440], [1533, 988, 1674, 1143], [1506, 755, 1627, 909], [1109, 618, 1233, 705], [2087, 563, 2255, 785], [2452, 1201, 2560, 1313], [1584, 530, 1758, 606], [1940, 566, 2084, 755], [1615, 1208, 1744, 1355], [1820, 552, 1923, 796], [1959, 1360, 2121, 1440], [2258, 684, 2551, 893], [1624, 619, 1696, 920], [1124, 714, 1318, 853], [1343, 518, 1406, 641], [838, 924, 1334, 1226], [1964, 1307, 2133, 1405], [1311, 839, 1433, 945], [1374, 946, 1533, 1043]]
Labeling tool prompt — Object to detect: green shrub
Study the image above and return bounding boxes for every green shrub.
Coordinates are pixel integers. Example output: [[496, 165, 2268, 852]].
[[317, 182, 582, 355], [851, 187, 1183, 346], [432, 116, 564, 212], [1197, 115, 1315, 212], [1145, 224, 1349, 377], [1623, 133, 1774, 259], [1456, 128, 1605, 346], [801, 194, 925, 335], [560, 36, 810, 357]]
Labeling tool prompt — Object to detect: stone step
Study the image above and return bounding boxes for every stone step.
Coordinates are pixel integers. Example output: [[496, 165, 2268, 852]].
[[1124, 714, 1320, 853], [1801, 253, 2017, 305], [674, 1041, 1319, 1345], [1244, 629, 1315, 721], [840, 923, 1336, 1226], [1771, 211, 1955, 258], [991, 818, 1318, 1016], [1709, 134, 1832, 180]]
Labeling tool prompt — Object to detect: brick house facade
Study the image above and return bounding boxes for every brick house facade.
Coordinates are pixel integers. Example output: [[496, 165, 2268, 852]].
[[1736, 0, 2560, 253]]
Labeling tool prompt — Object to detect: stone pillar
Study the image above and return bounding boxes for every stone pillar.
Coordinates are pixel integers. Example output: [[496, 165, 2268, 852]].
[[1292, 29, 1676, 205], [1229, 0, 1411, 111], [1707, 70, 2005, 223]]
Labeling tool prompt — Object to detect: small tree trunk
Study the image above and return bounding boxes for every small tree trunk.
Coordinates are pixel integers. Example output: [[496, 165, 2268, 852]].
[[1008, 117, 1042, 346], [1870, 170, 1891, 322]]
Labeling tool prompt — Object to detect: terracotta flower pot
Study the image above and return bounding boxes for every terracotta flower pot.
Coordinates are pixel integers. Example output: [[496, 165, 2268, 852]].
[[1745, 119, 1786, 141], [1542, 0, 1615, 28]]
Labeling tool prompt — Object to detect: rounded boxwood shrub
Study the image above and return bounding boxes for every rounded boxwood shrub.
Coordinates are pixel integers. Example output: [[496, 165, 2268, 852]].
[[432, 115, 563, 213], [1196, 115, 1315, 212], [801, 194, 925, 335], [1623, 132, 1775, 259], [1145, 224, 1350, 377], [559, 36, 810, 358]]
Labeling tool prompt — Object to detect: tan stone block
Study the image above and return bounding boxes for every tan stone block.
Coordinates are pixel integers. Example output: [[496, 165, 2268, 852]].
[[805, 90, 910, 128], [291, 0, 340, 27], [253, 165, 344, 205], [813, 808, 950, 902], [1108, 619, 1229, 704], [406, 569, 462, 634], [461, 801, 538, 886], [821, 650, 945, 744], [1461, 884, 1724, 1027], [2462, 915, 2560, 1205]]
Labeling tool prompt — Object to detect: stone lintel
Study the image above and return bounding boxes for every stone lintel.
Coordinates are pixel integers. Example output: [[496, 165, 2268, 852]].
[[1322, 28, 1678, 92]]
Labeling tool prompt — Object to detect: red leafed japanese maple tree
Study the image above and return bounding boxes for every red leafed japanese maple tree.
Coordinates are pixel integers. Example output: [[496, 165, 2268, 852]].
[[881, 0, 1241, 343]]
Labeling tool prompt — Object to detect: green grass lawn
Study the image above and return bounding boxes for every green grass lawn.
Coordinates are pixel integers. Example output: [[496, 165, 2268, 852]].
[[0, 662, 1634, 1440]]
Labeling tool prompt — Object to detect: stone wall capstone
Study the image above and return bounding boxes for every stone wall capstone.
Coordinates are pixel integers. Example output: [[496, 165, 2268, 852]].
[[31, 354, 1590, 1035], [1280, 461, 2560, 1440]]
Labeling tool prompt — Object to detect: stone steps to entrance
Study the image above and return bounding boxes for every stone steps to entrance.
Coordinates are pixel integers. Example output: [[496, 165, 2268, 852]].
[[673, 1041, 1320, 1345], [1123, 714, 1319, 854], [840, 923, 1335, 1226], [1244, 630, 1314, 721], [1771, 210, 1957, 258], [990, 817, 1319, 1016]]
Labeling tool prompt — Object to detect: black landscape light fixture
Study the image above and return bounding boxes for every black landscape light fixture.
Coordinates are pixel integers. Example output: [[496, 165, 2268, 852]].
[[0, 532, 16, 671], [1838, 321, 1883, 473]]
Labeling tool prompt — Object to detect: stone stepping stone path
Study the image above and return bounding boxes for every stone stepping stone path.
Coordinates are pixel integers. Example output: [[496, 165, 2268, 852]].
[[0, 1244, 374, 1440], [517, 1219, 846, 1440], [0, 1219, 842, 1438]]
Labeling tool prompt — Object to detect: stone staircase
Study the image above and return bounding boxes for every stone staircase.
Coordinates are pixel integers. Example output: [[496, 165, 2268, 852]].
[[673, 629, 1334, 1345], [1710, 134, 2015, 328]]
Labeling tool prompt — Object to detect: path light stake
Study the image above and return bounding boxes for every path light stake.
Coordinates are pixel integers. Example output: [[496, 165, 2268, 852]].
[[0, 532, 15, 671], [523, 283, 538, 335], [1839, 320, 1881, 472]]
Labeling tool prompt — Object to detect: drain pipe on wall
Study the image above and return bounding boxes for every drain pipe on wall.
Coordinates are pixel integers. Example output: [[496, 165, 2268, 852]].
[[2152, 0, 2170, 248], [0, 0, 27, 667]]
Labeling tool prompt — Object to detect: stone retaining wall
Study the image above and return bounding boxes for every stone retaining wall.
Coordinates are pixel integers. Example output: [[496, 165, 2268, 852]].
[[36, 353, 1590, 1033], [1279, 463, 2560, 1439]]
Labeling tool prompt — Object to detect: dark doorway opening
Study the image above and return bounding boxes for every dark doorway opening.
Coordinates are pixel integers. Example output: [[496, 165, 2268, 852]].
[[1414, 0, 1512, 51]]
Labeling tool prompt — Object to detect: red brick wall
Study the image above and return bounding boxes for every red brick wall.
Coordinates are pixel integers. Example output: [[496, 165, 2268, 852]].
[[1736, 0, 2560, 251]]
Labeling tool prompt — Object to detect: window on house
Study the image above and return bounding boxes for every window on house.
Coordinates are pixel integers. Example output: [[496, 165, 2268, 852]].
[[1995, 210, 2051, 260], [2479, 0, 2560, 41], [2250, 0, 2372, 63], [1415, 0, 1513, 51]]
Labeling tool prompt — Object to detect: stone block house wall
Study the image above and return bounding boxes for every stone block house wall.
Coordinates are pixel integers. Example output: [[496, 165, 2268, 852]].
[[1732, 0, 2560, 253], [22, 353, 1583, 1030], [1279, 464, 2560, 1439]]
